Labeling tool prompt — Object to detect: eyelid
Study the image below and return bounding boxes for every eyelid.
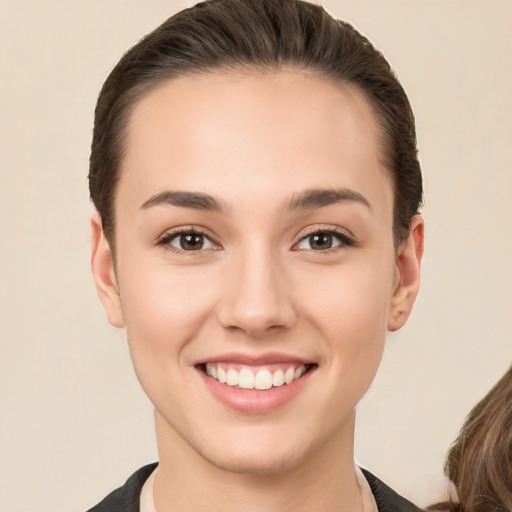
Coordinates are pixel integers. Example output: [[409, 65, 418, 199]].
[[292, 225, 356, 251], [154, 224, 355, 253], [155, 225, 221, 252]]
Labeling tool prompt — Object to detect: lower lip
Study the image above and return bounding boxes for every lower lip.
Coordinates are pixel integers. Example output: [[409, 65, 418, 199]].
[[198, 367, 314, 413]]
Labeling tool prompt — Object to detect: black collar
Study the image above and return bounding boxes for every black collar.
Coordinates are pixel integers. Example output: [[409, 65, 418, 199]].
[[87, 463, 423, 512]]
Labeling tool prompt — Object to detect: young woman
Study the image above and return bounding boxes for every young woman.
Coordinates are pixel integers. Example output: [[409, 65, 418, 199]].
[[430, 366, 512, 512], [87, 0, 424, 510]]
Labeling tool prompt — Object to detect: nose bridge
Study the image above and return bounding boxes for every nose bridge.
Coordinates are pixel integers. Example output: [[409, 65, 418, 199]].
[[218, 242, 296, 336]]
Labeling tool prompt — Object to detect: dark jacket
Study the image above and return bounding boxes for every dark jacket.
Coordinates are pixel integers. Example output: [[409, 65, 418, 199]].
[[86, 463, 423, 512]]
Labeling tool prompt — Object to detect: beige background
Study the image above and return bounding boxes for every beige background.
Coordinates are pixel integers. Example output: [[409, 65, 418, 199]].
[[1, 1, 511, 510]]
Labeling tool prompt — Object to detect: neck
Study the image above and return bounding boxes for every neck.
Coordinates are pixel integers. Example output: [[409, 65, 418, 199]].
[[153, 410, 364, 512]]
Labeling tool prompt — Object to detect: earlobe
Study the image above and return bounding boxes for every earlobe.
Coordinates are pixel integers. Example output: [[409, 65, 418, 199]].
[[388, 215, 424, 332], [90, 211, 125, 328]]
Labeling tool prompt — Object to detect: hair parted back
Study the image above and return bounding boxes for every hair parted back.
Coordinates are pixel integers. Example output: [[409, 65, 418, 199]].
[[429, 366, 512, 512], [89, 0, 422, 249]]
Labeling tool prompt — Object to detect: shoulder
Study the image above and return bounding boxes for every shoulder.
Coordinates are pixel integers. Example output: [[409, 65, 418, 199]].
[[86, 463, 158, 512], [361, 468, 424, 512]]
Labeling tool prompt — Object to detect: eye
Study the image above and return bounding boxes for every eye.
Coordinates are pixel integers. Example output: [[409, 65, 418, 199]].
[[159, 231, 217, 251], [295, 230, 353, 251]]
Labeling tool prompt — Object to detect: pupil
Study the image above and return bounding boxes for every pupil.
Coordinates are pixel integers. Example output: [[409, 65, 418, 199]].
[[311, 233, 332, 250], [181, 234, 203, 250]]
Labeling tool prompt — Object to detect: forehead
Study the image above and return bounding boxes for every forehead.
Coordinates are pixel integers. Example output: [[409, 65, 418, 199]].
[[117, 70, 392, 218]]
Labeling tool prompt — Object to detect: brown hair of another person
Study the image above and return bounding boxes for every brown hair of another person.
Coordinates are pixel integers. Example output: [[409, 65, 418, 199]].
[[88, 0, 422, 253], [429, 366, 512, 512]]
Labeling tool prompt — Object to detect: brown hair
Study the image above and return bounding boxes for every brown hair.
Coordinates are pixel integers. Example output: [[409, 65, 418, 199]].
[[429, 366, 512, 512], [89, 0, 422, 250]]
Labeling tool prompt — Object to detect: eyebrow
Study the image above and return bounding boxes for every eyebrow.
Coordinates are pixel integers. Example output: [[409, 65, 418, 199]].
[[139, 187, 370, 215], [284, 188, 371, 212], [140, 190, 228, 214]]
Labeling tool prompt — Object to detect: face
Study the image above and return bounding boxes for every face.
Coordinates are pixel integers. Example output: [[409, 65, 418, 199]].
[[92, 71, 423, 475]]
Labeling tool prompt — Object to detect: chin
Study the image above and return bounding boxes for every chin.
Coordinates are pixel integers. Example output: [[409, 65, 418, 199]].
[[194, 422, 328, 477], [205, 443, 305, 476]]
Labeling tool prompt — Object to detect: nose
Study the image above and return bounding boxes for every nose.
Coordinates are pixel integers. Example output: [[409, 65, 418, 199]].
[[217, 249, 297, 338]]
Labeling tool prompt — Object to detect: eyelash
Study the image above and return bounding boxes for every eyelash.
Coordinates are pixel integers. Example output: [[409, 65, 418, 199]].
[[293, 227, 356, 253], [155, 226, 356, 254], [155, 226, 219, 254]]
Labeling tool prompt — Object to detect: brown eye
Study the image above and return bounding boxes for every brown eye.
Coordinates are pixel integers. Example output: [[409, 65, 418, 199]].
[[166, 232, 215, 251], [295, 230, 352, 251], [180, 233, 204, 250], [309, 233, 333, 250]]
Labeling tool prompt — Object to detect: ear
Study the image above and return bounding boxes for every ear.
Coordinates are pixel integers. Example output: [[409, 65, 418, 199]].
[[388, 215, 424, 332], [90, 211, 125, 328]]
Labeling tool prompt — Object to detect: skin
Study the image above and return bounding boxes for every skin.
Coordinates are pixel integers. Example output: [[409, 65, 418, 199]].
[[91, 71, 424, 512]]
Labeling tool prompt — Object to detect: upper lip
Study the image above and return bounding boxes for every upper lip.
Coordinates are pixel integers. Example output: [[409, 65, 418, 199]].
[[196, 352, 315, 366]]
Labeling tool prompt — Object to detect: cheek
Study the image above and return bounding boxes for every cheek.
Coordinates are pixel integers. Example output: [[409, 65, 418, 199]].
[[300, 258, 394, 337], [297, 258, 394, 383], [117, 258, 220, 357], [117, 261, 224, 410]]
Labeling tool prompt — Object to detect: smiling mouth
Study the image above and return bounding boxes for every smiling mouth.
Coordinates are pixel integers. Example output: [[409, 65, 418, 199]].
[[199, 363, 317, 390]]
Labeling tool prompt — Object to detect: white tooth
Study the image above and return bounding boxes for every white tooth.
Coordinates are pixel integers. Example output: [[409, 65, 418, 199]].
[[254, 370, 273, 390], [272, 369, 285, 387], [217, 366, 227, 384], [206, 363, 213, 377], [211, 366, 217, 379], [238, 368, 255, 389], [226, 369, 239, 386], [294, 365, 306, 380], [284, 367, 295, 384]]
